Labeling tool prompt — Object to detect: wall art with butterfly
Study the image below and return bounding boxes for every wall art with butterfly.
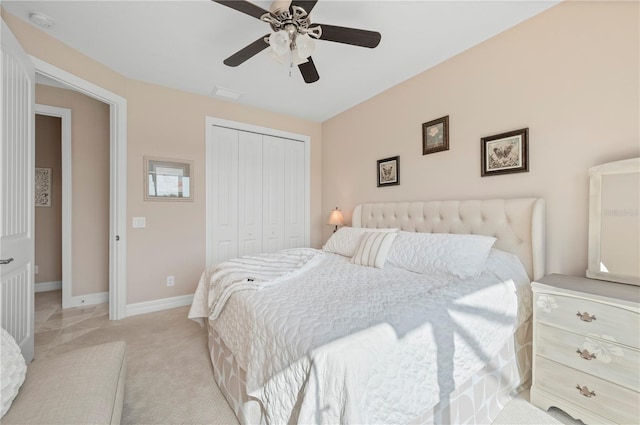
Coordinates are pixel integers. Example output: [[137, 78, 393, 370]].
[[377, 156, 400, 187], [481, 128, 529, 176]]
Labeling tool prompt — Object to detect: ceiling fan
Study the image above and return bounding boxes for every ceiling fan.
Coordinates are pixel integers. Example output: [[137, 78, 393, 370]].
[[212, 0, 382, 83]]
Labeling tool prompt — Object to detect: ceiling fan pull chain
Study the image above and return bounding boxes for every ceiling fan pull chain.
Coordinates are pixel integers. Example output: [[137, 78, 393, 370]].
[[289, 50, 293, 77]]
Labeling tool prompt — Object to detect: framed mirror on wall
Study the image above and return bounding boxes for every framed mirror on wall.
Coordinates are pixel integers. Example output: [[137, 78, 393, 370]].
[[587, 157, 640, 286], [144, 156, 193, 201]]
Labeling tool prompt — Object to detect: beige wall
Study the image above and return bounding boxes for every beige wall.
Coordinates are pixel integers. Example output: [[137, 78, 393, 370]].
[[2, 9, 323, 305], [36, 85, 111, 296], [125, 80, 322, 303], [34, 115, 62, 284], [321, 1, 639, 277]]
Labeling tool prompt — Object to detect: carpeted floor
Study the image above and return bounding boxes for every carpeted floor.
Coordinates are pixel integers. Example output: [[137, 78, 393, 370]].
[[34, 290, 583, 425]]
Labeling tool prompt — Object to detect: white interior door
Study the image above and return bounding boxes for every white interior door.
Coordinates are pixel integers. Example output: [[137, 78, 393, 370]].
[[238, 131, 263, 256], [1, 20, 35, 362], [262, 136, 285, 253], [284, 139, 305, 249], [209, 126, 239, 265]]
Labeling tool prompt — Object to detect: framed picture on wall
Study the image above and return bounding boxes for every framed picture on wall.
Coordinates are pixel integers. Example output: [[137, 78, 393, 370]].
[[481, 128, 529, 176], [422, 115, 449, 155], [144, 156, 194, 201], [35, 167, 52, 207], [377, 156, 400, 187]]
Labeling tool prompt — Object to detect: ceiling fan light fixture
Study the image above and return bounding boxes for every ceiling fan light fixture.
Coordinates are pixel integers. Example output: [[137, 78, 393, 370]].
[[268, 50, 286, 64], [295, 33, 315, 59], [269, 30, 290, 55], [291, 51, 309, 66]]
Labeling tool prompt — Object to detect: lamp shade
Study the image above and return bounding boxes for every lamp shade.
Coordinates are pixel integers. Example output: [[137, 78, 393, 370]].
[[328, 208, 344, 226]]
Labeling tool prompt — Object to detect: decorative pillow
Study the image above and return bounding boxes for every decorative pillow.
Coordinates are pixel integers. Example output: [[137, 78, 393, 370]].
[[322, 227, 398, 257], [386, 231, 497, 279], [351, 231, 398, 268], [1, 328, 27, 418]]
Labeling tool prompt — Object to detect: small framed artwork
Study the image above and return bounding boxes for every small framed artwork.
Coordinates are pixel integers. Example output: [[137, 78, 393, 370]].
[[35, 167, 52, 207], [481, 128, 529, 177], [422, 115, 449, 155], [144, 156, 194, 201], [377, 156, 400, 187]]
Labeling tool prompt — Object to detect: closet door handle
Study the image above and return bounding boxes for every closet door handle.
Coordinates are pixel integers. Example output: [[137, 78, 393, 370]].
[[0, 258, 14, 265]]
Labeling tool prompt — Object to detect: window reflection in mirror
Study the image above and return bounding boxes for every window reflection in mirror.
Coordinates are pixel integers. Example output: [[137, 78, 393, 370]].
[[144, 157, 193, 201], [588, 158, 640, 286]]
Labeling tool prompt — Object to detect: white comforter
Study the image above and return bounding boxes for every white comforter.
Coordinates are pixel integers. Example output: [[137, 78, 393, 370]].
[[189, 248, 532, 424]]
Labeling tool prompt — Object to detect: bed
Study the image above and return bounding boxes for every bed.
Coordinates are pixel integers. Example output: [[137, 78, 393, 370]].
[[189, 198, 545, 424]]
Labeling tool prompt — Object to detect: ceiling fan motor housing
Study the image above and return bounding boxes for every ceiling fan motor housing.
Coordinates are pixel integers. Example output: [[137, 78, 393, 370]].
[[261, 5, 322, 40]]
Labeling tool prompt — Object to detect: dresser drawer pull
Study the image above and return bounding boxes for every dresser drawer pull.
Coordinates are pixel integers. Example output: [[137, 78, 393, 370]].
[[576, 384, 596, 398], [576, 311, 596, 322], [576, 348, 597, 360]]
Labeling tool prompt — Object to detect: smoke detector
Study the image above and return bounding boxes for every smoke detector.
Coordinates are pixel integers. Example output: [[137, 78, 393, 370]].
[[29, 12, 55, 28]]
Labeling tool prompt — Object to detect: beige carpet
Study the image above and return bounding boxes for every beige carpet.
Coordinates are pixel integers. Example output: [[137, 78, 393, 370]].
[[33, 292, 583, 425]]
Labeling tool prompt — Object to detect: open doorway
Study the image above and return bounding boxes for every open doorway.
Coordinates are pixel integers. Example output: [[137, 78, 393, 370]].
[[33, 57, 127, 320], [34, 85, 111, 314]]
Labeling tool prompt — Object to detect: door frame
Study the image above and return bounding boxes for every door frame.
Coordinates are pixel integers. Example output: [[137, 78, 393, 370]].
[[204, 116, 311, 267], [32, 57, 128, 320], [34, 105, 72, 307]]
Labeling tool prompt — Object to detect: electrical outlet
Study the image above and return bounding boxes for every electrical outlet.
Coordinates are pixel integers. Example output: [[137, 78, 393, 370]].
[[166, 276, 175, 287], [35, 265, 39, 274]]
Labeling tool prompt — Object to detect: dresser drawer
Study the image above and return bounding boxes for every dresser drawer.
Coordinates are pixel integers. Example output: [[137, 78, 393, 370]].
[[535, 356, 640, 424], [534, 293, 640, 348], [536, 323, 640, 391]]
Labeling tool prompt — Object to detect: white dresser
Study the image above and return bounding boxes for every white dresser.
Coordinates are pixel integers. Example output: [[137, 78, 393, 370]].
[[531, 274, 640, 424]]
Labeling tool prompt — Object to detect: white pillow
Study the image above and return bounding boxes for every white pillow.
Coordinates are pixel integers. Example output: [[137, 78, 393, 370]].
[[351, 231, 398, 268], [386, 231, 497, 279], [323, 227, 399, 257], [1, 328, 27, 418]]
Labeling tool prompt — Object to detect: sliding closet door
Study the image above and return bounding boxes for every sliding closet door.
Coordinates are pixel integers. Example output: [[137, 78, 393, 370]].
[[284, 139, 305, 249], [237, 131, 263, 256], [262, 136, 286, 253], [210, 126, 239, 265]]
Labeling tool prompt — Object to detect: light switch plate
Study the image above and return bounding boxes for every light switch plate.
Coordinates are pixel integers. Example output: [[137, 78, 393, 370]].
[[132, 217, 146, 228]]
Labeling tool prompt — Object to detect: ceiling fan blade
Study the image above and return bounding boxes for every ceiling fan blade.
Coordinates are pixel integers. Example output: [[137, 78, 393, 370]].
[[212, 0, 269, 20], [291, 0, 319, 13], [298, 57, 319, 83], [223, 35, 270, 67], [316, 24, 381, 48]]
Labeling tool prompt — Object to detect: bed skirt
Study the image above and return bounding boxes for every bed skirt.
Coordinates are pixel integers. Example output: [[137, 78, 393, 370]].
[[207, 320, 532, 424]]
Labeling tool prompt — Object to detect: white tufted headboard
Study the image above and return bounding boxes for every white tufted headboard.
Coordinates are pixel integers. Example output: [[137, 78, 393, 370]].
[[352, 198, 546, 281]]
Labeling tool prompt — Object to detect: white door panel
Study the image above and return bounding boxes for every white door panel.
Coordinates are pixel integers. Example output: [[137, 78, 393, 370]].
[[262, 136, 285, 253], [1, 20, 35, 361], [238, 131, 263, 256], [210, 126, 239, 265], [284, 140, 305, 249]]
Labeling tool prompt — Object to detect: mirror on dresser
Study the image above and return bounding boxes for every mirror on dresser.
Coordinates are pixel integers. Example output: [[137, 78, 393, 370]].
[[587, 157, 640, 286]]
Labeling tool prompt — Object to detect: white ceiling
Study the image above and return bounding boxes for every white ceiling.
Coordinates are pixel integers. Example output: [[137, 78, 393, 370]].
[[3, 0, 560, 122]]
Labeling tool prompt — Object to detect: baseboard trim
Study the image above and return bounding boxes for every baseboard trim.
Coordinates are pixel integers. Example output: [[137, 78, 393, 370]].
[[70, 292, 109, 308], [126, 294, 194, 317], [34, 281, 62, 293]]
